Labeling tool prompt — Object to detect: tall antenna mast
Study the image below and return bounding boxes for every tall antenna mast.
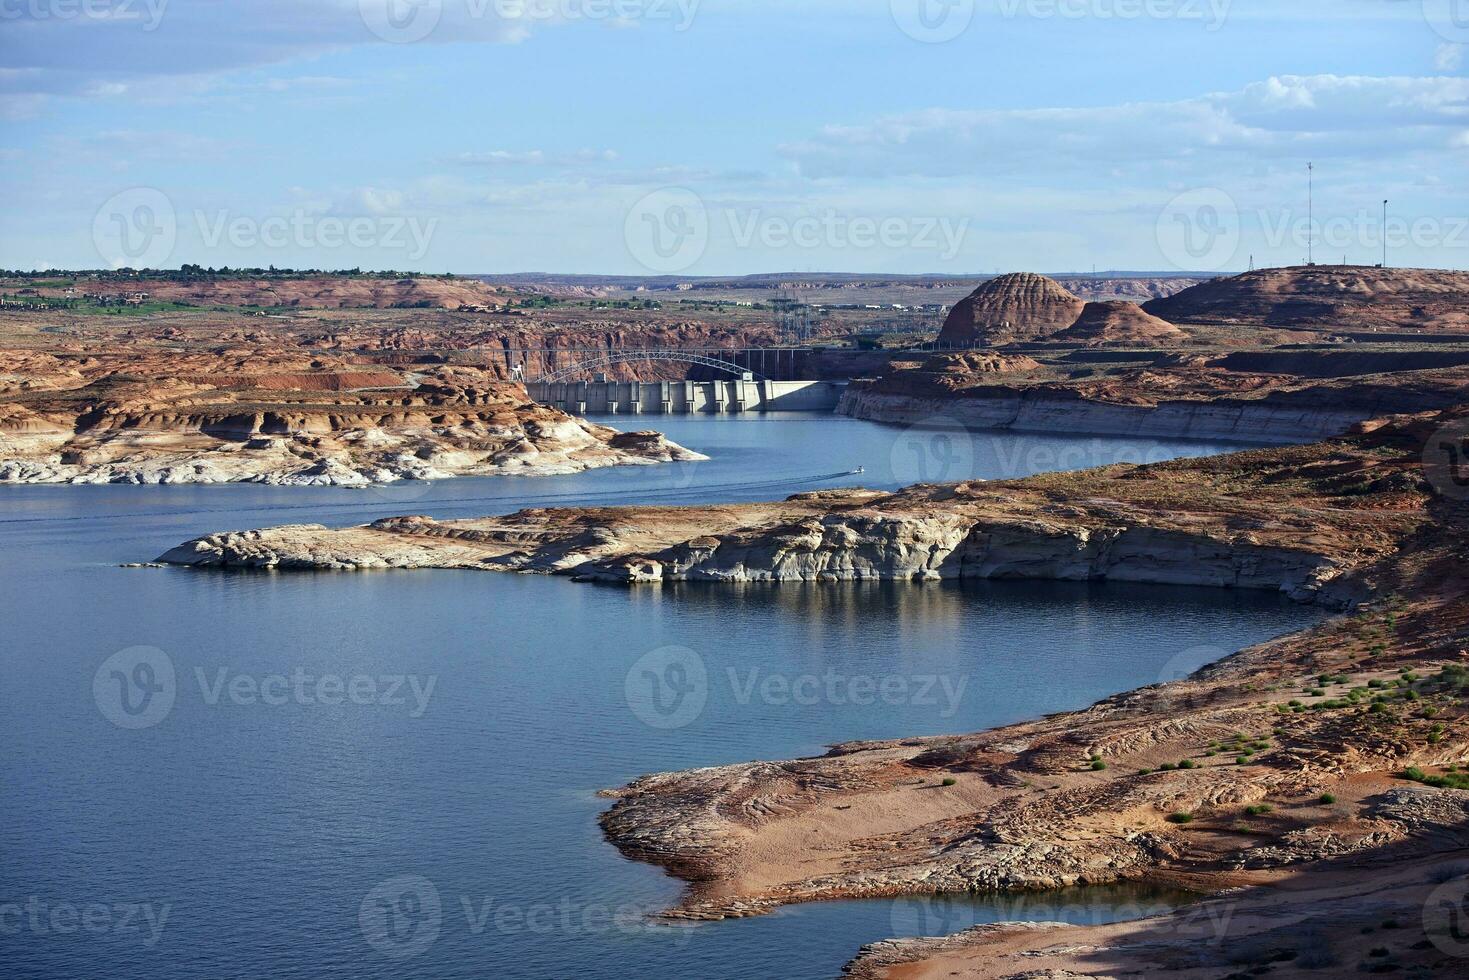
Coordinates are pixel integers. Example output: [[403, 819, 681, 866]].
[[1307, 162, 1314, 266], [1382, 199, 1389, 268]]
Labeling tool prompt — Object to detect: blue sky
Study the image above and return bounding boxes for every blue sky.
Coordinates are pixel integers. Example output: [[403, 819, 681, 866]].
[[2, 0, 1466, 274]]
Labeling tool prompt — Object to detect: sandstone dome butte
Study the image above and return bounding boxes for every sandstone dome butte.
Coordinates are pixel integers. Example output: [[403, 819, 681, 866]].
[[1054, 300, 1187, 345], [937, 273, 1087, 346]]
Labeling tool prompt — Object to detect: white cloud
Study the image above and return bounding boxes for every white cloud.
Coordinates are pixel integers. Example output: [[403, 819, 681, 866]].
[[0, 0, 530, 115], [781, 75, 1469, 180], [1437, 44, 1466, 72], [455, 149, 620, 167]]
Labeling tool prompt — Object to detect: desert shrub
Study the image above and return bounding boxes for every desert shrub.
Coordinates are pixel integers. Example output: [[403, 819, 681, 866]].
[[1166, 812, 1193, 824], [1245, 804, 1273, 817], [1178, 760, 1198, 770], [1319, 793, 1338, 805], [941, 777, 958, 787], [1090, 761, 1107, 771]]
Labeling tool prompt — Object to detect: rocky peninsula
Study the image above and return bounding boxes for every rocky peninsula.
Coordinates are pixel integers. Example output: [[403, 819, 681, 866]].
[[156, 407, 1469, 978], [0, 361, 702, 486]]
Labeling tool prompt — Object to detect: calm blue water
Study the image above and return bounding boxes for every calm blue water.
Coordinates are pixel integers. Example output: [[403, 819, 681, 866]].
[[1, 416, 1324, 979]]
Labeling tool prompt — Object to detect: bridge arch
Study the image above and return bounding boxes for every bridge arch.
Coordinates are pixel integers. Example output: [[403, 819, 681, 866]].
[[535, 350, 767, 384]]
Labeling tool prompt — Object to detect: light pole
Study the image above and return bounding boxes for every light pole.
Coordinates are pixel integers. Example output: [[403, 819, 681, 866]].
[[1381, 200, 1389, 269]]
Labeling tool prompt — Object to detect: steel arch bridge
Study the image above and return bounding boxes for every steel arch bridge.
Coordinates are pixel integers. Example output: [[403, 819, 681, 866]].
[[535, 350, 767, 384]]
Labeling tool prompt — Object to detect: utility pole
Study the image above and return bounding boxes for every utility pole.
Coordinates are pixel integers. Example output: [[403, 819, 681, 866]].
[[1307, 162, 1314, 266]]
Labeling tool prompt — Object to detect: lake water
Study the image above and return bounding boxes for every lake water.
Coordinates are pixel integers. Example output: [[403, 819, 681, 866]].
[[0, 416, 1325, 979]]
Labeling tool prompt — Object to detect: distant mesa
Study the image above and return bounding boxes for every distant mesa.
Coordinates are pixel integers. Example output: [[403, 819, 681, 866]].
[[938, 273, 1087, 346], [1054, 301, 1187, 345], [1143, 265, 1469, 332]]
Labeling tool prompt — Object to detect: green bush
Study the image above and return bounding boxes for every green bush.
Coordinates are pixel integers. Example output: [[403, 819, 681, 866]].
[[1166, 812, 1194, 824], [1319, 793, 1338, 805], [941, 777, 958, 787], [1178, 760, 1198, 770], [1244, 804, 1273, 817], [1090, 761, 1108, 771]]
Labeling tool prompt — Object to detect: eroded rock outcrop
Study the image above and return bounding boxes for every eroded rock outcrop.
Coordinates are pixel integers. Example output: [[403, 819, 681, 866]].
[[1054, 300, 1188, 345], [939, 274, 1089, 346], [0, 369, 704, 486], [160, 411, 1440, 611]]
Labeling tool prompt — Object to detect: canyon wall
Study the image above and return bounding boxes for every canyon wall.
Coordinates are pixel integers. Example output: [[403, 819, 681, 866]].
[[837, 386, 1369, 445]]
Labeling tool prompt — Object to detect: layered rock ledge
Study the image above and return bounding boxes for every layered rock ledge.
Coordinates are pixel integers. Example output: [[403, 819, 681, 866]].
[[839, 357, 1469, 445], [1, 372, 704, 486], [158, 415, 1436, 610]]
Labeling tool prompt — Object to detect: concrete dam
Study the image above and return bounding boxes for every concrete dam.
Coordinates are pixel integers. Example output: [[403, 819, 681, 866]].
[[527, 378, 846, 415]]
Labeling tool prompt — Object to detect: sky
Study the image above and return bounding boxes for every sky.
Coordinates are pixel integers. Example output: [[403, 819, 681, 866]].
[[1, 0, 1466, 275]]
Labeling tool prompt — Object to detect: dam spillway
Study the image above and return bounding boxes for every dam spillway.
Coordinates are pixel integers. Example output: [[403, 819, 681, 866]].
[[526, 379, 846, 415]]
